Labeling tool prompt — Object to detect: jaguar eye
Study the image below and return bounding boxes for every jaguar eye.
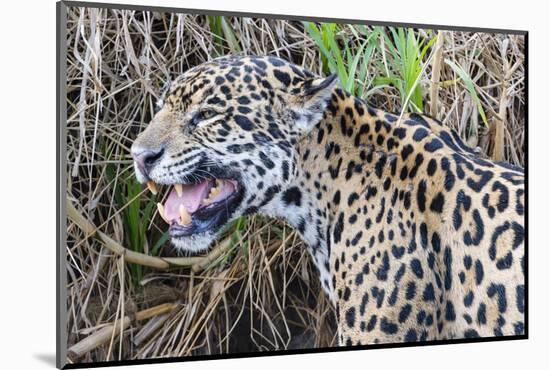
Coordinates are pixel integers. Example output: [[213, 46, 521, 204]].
[[199, 109, 217, 120], [190, 109, 218, 129]]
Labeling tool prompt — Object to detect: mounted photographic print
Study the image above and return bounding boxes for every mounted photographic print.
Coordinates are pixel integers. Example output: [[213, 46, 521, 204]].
[[56, 1, 527, 368]]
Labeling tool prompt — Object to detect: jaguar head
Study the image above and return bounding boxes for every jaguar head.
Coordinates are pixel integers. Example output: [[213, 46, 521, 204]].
[[131, 55, 337, 253]]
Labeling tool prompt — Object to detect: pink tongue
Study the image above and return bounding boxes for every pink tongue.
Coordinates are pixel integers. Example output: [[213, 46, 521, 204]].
[[163, 181, 209, 222]]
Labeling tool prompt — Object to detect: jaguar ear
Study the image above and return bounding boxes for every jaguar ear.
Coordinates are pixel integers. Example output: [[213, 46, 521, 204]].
[[290, 74, 339, 132]]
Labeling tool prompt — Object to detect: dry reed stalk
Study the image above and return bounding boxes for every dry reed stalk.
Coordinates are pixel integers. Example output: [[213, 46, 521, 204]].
[[68, 199, 236, 271], [491, 39, 512, 161], [67, 302, 178, 361], [493, 87, 508, 161], [67, 200, 170, 269], [430, 31, 445, 117]]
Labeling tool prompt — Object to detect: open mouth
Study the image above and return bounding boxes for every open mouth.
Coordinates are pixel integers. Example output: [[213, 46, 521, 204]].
[[146, 178, 242, 238]]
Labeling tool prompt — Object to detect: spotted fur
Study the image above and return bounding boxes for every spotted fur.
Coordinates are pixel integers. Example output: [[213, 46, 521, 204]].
[[132, 55, 525, 345]]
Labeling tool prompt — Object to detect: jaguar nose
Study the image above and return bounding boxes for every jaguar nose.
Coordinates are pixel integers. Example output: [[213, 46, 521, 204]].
[[132, 146, 165, 178]]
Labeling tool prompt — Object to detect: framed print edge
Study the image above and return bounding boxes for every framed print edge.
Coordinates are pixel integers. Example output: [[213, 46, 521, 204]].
[[57, 1, 528, 368]]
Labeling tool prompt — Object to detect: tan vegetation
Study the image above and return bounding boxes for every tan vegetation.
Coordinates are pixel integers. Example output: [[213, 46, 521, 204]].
[[64, 6, 525, 364]]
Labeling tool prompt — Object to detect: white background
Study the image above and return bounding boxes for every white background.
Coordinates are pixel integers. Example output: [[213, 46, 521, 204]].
[[0, 0, 546, 368]]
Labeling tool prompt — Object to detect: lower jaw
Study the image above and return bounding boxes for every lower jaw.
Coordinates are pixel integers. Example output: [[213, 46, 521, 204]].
[[168, 217, 220, 238], [168, 192, 243, 238]]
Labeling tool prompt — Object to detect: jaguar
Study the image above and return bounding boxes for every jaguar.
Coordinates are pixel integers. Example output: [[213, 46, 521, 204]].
[[131, 55, 525, 345]]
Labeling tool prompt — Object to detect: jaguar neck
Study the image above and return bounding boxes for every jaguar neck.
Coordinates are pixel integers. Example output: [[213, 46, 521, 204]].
[[297, 88, 408, 218], [266, 88, 413, 298]]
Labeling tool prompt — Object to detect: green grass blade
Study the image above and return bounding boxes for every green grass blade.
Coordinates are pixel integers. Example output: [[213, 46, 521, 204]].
[[345, 39, 368, 92], [445, 59, 488, 126], [151, 231, 170, 256], [304, 22, 337, 74], [220, 17, 241, 53], [323, 24, 348, 86]]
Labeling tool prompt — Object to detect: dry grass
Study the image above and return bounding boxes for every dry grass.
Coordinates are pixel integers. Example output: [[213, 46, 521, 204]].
[[64, 6, 525, 364]]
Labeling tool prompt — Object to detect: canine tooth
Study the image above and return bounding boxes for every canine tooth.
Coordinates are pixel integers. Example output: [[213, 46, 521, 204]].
[[157, 203, 169, 224], [209, 187, 220, 198], [147, 181, 158, 195], [202, 193, 212, 205], [175, 184, 183, 197], [179, 204, 191, 225]]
